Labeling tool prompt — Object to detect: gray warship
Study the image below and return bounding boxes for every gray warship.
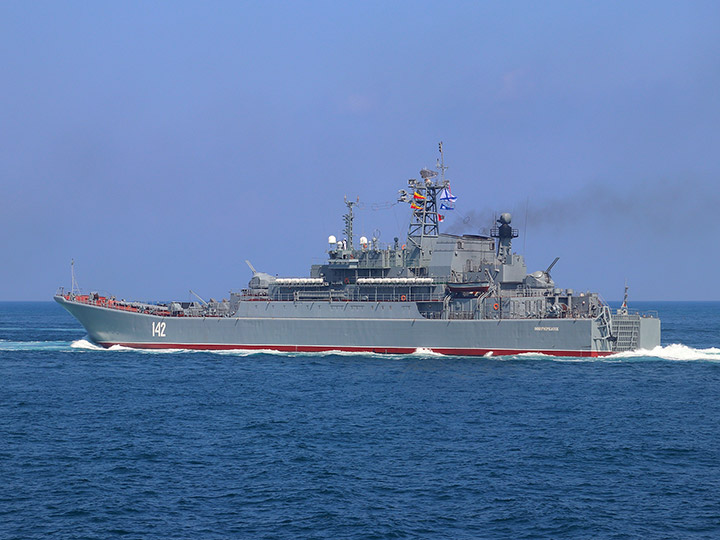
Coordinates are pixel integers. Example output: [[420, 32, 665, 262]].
[[55, 145, 660, 357]]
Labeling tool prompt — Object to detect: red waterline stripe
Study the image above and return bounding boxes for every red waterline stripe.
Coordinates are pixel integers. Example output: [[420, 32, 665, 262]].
[[98, 342, 611, 357]]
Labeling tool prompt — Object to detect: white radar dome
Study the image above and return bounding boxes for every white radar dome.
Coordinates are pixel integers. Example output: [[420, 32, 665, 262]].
[[328, 235, 337, 244], [359, 236, 368, 245]]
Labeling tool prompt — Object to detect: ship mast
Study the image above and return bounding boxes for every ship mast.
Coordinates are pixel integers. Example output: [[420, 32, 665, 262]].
[[343, 196, 359, 251], [437, 141, 448, 183], [399, 144, 449, 249], [71, 259, 79, 296]]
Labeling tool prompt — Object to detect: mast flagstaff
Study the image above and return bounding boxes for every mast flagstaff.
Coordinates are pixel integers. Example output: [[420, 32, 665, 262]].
[[71, 259, 78, 295], [437, 141, 448, 183]]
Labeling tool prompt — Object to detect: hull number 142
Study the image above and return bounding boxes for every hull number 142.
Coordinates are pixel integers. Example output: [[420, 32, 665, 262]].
[[152, 321, 166, 337]]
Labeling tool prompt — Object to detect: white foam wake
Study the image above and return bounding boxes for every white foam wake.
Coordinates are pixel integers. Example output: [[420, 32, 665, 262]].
[[609, 343, 720, 361], [70, 340, 193, 354], [108, 344, 190, 354], [411, 347, 446, 357], [70, 339, 104, 350], [0, 340, 69, 351], [10, 339, 719, 362]]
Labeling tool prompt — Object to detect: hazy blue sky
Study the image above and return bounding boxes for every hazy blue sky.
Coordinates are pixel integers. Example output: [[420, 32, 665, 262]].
[[2, 1, 719, 301]]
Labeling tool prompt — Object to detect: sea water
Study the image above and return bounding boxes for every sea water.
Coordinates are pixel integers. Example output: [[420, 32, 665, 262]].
[[1, 301, 719, 539]]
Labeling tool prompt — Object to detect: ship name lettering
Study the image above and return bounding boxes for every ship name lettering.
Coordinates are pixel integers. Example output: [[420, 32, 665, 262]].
[[152, 321, 166, 337], [534, 326, 559, 331]]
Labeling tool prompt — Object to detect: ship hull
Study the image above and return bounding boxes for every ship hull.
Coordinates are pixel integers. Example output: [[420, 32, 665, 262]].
[[55, 295, 624, 357]]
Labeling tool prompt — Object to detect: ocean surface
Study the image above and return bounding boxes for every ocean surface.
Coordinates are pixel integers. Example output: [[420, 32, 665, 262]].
[[1, 301, 719, 539]]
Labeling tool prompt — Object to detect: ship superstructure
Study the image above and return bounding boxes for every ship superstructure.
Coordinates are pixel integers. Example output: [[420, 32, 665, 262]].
[[55, 145, 660, 356]]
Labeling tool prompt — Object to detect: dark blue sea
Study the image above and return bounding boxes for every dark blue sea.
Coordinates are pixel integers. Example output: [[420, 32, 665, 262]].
[[2, 301, 720, 539]]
